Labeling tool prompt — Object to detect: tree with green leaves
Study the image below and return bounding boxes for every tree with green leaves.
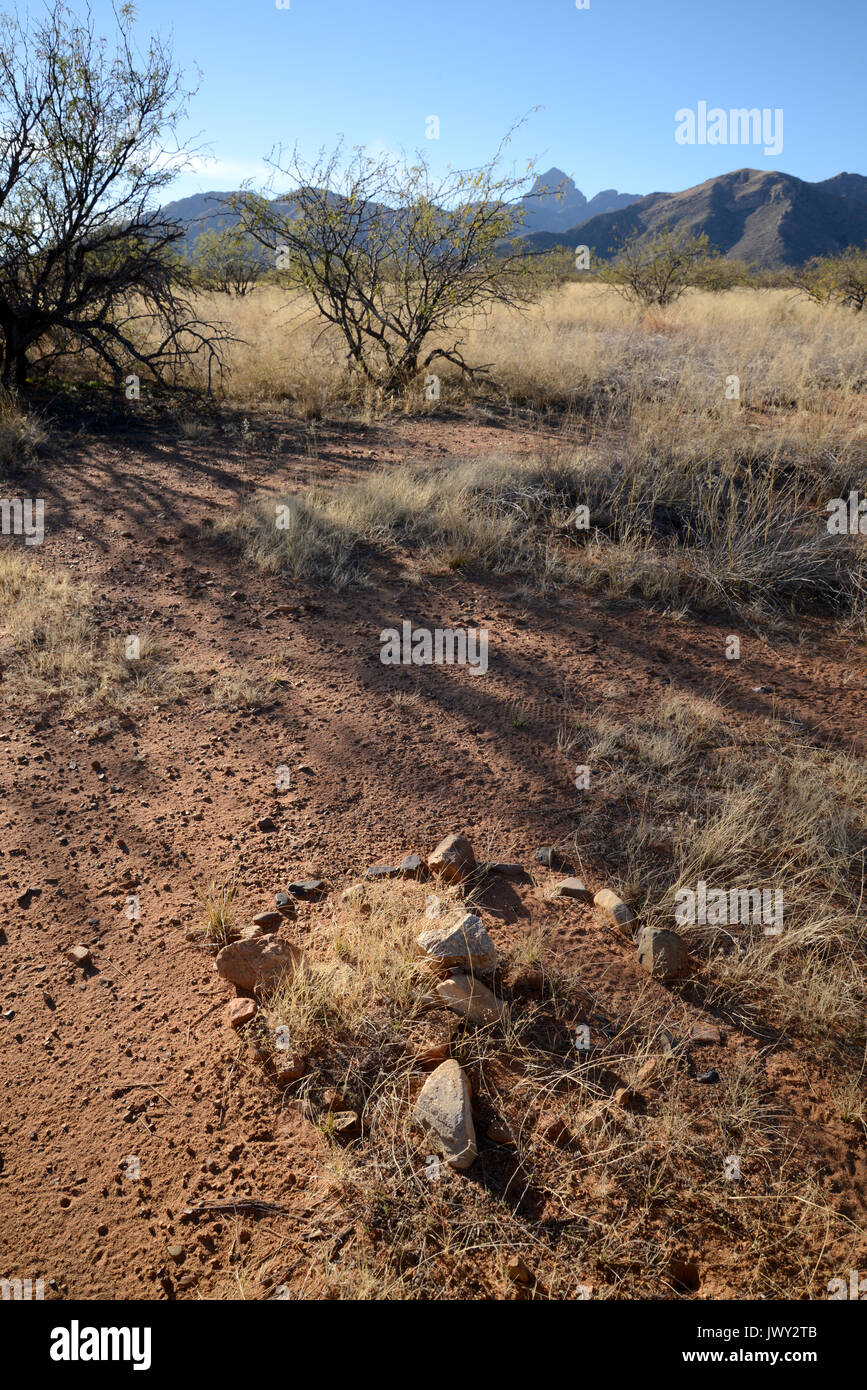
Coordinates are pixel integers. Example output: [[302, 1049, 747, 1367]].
[[0, 1, 232, 390], [192, 225, 263, 297], [598, 225, 715, 308], [795, 246, 867, 312], [234, 137, 543, 397]]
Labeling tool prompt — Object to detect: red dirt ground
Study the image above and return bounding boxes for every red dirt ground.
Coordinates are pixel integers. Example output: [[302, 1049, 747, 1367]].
[[1, 408, 865, 1299]]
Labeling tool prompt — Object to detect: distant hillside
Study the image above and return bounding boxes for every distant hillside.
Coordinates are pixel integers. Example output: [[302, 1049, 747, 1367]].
[[520, 168, 867, 268], [518, 167, 640, 234], [158, 191, 238, 246], [159, 172, 643, 255], [160, 168, 867, 270]]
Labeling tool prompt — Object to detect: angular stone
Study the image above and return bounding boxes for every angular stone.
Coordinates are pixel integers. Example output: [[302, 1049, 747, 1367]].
[[427, 834, 476, 883], [506, 1256, 532, 1285], [322, 1088, 349, 1112], [486, 1118, 516, 1146], [436, 973, 506, 1026], [363, 864, 400, 881], [417, 912, 497, 973], [253, 910, 284, 931], [486, 862, 526, 879], [216, 936, 300, 992], [593, 888, 635, 930], [226, 998, 257, 1028], [551, 877, 592, 902], [690, 1021, 722, 1044], [66, 945, 91, 967], [397, 853, 424, 879], [274, 1056, 305, 1084], [330, 1111, 360, 1139], [637, 927, 689, 981], [412, 1060, 477, 1170], [288, 879, 325, 898], [257, 816, 277, 832]]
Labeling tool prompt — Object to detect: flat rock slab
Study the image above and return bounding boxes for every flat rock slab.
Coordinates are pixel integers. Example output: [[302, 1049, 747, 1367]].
[[363, 864, 401, 881], [226, 998, 257, 1028], [413, 1059, 477, 1169], [288, 879, 326, 898], [691, 1021, 722, 1044], [485, 862, 527, 879], [216, 936, 300, 992], [551, 877, 592, 902], [436, 972, 506, 1026], [397, 853, 425, 878], [252, 911, 284, 931], [417, 911, 497, 973]]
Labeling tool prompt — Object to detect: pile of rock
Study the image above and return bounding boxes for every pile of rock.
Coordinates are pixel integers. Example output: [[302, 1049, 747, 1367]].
[[203, 829, 692, 1177]]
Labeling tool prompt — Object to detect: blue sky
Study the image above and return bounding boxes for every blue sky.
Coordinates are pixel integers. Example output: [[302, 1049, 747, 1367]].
[[85, 0, 865, 201]]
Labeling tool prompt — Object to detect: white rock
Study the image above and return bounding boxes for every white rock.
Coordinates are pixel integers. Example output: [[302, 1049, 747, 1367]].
[[417, 911, 497, 973], [413, 1059, 477, 1170], [435, 972, 507, 1026]]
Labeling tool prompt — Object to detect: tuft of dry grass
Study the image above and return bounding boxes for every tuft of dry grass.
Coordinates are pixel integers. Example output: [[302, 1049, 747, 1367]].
[[0, 551, 263, 711], [218, 432, 866, 627], [195, 872, 240, 947], [559, 689, 867, 1043], [0, 392, 46, 472], [176, 283, 867, 419]]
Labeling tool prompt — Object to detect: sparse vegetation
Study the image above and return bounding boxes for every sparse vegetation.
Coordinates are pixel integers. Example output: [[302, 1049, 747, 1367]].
[[233, 135, 543, 397], [597, 226, 716, 308], [0, 1, 232, 389]]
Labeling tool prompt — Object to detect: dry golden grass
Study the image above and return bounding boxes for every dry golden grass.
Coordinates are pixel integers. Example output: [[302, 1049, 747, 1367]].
[[217, 432, 866, 627], [0, 551, 263, 711], [558, 689, 867, 1042], [195, 872, 240, 947], [238, 710, 866, 1300], [0, 391, 46, 471], [184, 283, 867, 419], [207, 286, 866, 626]]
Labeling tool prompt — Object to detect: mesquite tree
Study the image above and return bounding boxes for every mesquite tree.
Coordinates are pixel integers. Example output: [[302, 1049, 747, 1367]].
[[0, 1, 232, 390], [234, 137, 543, 396], [598, 226, 714, 307]]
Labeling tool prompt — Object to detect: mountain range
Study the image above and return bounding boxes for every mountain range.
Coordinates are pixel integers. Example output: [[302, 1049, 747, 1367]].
[[159, 167, 867, 269], [519, 168, 867, 267]]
